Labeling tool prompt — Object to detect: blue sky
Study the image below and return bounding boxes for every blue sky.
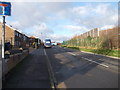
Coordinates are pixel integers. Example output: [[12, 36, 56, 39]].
[[0, 1, 118, 42]]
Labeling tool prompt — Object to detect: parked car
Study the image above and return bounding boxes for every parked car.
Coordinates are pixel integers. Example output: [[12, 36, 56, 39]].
[[52, 42, 57, 46]]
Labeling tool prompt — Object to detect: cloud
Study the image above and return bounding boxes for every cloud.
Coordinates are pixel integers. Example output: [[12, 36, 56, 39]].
[[57, 3, 118, 29], [31, 23, 54, 39], [31, 24, 71, 42], [10, 2, 47, 28], [1, 2, 117, 42], [49, 34, 72, 42], [10, 21, 21, 29], [100, 25, 115, 30], [64, 25, 87, 30], [71, 5, 91, 16], [64, 25, 88, 33], [75, 4, 118, 28]]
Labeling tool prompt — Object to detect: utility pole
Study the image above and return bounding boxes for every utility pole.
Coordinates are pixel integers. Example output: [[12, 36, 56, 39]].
[[41, 33, 43, 45]]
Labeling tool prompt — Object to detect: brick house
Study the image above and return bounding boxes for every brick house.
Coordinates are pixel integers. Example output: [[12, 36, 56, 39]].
[[0, 22, 29, 48]]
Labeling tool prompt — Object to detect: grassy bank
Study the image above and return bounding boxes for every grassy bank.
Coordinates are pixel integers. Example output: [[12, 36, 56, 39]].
[[60, 45, 119, 58]]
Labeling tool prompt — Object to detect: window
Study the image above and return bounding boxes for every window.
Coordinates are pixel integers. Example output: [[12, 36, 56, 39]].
[[15, 32, 18, 36]]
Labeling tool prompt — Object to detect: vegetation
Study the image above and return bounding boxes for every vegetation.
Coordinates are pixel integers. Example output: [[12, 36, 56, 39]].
[[62, 27, 120, 58], [61, 45, 119, 57]]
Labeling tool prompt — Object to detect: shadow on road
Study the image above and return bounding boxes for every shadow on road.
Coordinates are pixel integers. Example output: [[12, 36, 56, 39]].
[[46, 46, 104, 85]]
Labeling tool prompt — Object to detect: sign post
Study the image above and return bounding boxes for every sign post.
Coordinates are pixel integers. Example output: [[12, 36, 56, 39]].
[[2, 15, 5, 59], [0, 1, 11, 82]]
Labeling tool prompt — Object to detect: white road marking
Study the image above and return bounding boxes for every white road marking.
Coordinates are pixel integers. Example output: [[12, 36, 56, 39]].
[[44, 49, 47, 56], [67, 52, 109, 68], [81, 57, 109, 68], [67, 52, 76, 56], [81, 51, 119, 59]]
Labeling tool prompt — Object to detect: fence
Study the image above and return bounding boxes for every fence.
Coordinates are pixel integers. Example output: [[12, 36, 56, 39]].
[[63, 27, 119, 50]]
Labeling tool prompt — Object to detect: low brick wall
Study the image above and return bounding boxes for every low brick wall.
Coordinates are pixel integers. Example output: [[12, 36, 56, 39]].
[[3, 50, 29, 75]]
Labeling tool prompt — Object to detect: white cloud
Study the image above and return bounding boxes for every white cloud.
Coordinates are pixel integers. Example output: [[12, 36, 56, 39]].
[[94, 4, 111, 15], [7, 2, 48, 29], [31, 23, 54, 40], [1, 2, 117, 42], [72, 6, 88, 15], [100, 25, 115, 30], [10, 21, 21, 29], [64, 25, 88, 32], [69, 3, 118, 29], [49, 34, 72, 42]]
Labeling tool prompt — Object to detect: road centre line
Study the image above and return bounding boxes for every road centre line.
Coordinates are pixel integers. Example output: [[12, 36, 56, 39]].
[[67, 52, 109, 68], [44, 49, 47, 56]]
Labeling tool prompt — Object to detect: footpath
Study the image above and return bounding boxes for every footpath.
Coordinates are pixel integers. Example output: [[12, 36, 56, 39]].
[[2, 47, 51, 88]]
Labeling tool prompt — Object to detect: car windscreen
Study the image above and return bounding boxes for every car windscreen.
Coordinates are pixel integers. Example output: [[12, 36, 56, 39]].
[[45, 41, 51, 44]]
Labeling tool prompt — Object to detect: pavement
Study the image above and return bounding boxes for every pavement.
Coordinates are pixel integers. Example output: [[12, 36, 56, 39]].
[[0, 45, 1, 61], [45, 46, 119, 88], [2, 45, 119, 88], [2, 47, 51, 88]]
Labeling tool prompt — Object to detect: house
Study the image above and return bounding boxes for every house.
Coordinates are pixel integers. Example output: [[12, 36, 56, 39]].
[[0, 22, 29, 48], [29, 36, 41, 47], [29, 36, 36, 46]]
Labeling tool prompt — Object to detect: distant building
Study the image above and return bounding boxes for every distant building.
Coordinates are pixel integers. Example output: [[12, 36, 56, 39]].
[[29, 36, 41, 47], [29, 36, 36, 46]]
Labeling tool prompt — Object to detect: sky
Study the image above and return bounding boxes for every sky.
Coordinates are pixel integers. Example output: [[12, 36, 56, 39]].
[[0, 1, 118, 42]]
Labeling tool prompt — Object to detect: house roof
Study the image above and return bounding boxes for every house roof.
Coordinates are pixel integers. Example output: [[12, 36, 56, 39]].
[[29, 36, 36, 39]]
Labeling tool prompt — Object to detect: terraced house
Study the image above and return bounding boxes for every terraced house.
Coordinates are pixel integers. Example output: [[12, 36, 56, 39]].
[[0, 22, 29, 48]]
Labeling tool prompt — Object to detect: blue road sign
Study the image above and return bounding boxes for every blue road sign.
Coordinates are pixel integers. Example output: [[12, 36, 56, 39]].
[[0, 2, 11, 16]]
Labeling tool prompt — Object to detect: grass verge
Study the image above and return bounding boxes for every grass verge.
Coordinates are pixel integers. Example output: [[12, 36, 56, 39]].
[[60, 45, 119, 58]]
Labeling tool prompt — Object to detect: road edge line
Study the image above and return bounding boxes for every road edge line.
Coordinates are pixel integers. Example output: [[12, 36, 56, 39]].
[[81, 57, 109, 68], [44, 48, 57, 89]]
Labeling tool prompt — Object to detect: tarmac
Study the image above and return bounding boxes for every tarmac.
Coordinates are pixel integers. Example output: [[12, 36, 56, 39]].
[[2, 47, 51, 88]]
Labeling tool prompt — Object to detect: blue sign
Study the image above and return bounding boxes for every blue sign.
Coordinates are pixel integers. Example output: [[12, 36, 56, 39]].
[[0, 2, 11, 16]]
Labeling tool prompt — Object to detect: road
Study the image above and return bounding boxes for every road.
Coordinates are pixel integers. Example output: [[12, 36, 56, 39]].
[[2, 46, 119, 88], [3, 47, 51, 88], [46, 46, 118, 88]]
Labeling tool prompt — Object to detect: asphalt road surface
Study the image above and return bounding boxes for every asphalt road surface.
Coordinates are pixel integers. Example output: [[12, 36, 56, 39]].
[[46, 46, 119, 88], [2, 46, 119, 88], [3, 47, 51, 88]]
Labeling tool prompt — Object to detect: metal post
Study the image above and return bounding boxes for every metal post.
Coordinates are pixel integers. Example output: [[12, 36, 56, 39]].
[[2, 16, 5, 59], [2, 16, 5, 81]]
